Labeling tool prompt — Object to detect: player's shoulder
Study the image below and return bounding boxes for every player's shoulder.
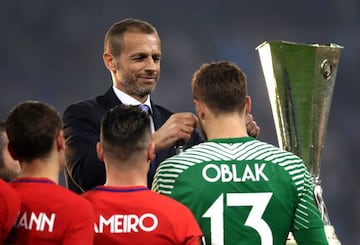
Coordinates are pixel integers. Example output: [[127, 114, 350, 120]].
[[160, 140, 234, 165], [156, 142, 217, 175], [53, 185, 92, 206], [0, 179, 16, 192], [252, 139, 303, 160], [157, 153, 197, 174], [47, 187, 95, 226], [0, 179, 20, 203], [81, 189, 97, 201], [150, 191, 186, 209], [253, 140, 308, 182]]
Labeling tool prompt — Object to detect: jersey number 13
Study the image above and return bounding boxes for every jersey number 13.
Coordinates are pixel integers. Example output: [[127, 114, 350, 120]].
[[202, 192, 273, 245]]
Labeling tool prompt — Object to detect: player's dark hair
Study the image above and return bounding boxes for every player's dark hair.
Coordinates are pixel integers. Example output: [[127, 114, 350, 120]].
[[192, 61, 248, 114], [5, 101, 62, 162], [100, 104, 151, 162]]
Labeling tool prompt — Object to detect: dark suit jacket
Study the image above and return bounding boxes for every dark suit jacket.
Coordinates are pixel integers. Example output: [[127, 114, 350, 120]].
[[63, 87, 203, 194]]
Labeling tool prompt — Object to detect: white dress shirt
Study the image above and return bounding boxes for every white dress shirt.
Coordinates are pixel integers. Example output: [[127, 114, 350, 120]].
[[112, 86, 155, 133]]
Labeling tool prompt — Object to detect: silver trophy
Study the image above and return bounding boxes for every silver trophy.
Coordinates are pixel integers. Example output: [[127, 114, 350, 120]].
[[256, 41, 342, 244]]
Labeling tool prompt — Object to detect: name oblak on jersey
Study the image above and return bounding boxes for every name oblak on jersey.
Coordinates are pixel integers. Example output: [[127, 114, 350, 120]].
[[202, 163, 269, 183]]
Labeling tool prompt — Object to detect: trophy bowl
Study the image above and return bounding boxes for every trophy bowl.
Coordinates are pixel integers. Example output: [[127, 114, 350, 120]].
[[256, 41, 343, 245]]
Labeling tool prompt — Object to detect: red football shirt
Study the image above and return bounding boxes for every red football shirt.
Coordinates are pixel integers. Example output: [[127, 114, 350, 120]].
[[82, 186, 203, 245], [7, 177, 94, 244], [0, 179, 20, 241]]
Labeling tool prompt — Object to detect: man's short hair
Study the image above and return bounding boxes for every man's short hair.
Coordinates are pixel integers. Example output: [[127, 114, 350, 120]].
[[104, 18, 158, 56]]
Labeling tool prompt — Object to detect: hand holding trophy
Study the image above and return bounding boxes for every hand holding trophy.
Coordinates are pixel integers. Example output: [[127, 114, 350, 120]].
[[257, 41, 342, 245]]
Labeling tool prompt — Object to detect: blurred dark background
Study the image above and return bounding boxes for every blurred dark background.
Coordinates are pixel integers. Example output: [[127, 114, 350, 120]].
[[1, 0, 358, 243]]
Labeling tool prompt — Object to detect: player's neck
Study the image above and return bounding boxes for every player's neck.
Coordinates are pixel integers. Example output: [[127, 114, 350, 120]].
[[205, 115, 248, 140], [105, 167, 147, 187], [19, 157, 60, 184]]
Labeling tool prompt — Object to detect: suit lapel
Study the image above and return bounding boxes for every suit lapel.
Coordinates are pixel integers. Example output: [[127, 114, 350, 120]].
[[97, 87, 123, 111], [151, 101, 167, 131]]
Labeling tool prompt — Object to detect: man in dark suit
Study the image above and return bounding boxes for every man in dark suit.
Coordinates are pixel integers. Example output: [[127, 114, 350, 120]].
[[63, 18, 260, 194]]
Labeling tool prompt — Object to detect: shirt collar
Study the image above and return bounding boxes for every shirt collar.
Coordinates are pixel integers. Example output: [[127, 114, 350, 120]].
[[112, 86, 152, 114]]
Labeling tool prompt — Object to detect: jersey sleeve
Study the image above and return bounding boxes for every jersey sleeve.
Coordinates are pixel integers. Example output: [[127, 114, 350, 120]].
[[292, 169, 328, 245], [294, 227, 328, 245], [0, 180, 20, 241], [172, 202, 203, 245]]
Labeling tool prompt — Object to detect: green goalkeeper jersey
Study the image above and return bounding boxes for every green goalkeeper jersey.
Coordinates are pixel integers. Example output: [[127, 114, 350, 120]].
[[152, 137, 328, 245]]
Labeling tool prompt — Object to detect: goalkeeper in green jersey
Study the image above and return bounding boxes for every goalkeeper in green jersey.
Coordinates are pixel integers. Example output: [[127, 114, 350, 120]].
[[152, 61, 328, 245]]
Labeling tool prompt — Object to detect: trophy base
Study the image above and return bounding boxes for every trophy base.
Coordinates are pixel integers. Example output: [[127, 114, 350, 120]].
[[286, 225, 341, 245]]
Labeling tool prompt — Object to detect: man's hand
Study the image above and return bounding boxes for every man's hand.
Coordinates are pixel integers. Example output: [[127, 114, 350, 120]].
[[246, 113, 260, 138], [152, 112, 198, 151]]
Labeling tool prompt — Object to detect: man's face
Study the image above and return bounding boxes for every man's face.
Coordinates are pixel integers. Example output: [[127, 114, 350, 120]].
[[0, 132, 21, 181], [113, 32, 161, 102]]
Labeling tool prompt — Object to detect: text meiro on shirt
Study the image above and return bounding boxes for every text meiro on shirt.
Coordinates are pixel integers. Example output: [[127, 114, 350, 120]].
[[94, 213, 158, 233], [202, 163, 269, 183]]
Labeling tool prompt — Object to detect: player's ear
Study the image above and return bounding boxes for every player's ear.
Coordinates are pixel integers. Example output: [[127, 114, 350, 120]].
[[194, 100, 205, 119], [7, 144, 19, 161], [245, 96, 252, 115], [96, 142, 104, 162], [56, 130, 65, 151], [103, 52, 116, 72], [147, 142, 155, 162]]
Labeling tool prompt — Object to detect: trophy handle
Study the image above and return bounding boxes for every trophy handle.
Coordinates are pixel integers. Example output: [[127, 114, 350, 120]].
[[314, 180, 330, 225]]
